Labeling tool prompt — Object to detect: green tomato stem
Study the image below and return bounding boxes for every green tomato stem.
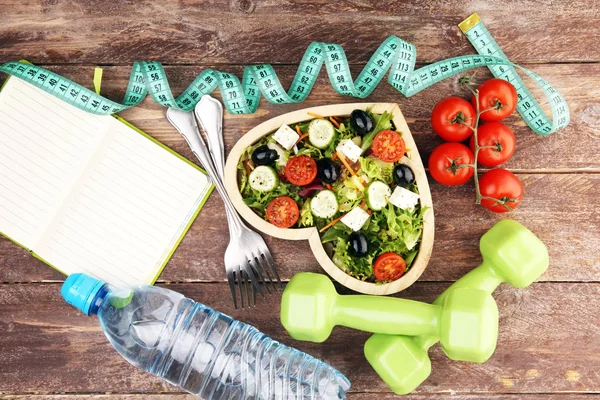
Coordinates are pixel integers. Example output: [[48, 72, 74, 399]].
[[472, 89, 483, 204], [462, 79, 515, 212], [471, 90, 514, 211]]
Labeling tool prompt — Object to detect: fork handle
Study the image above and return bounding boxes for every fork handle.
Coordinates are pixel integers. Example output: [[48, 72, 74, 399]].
[[189, 138, 244, 234], [195, 95, 226, 179], [167, 109, 244, 235], [193, 97, 242, 236]]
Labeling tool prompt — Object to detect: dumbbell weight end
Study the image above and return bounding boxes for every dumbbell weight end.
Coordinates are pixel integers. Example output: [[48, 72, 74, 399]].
[[365, 220, 549, 395], [364, 265, 504, 396], [414, 261, 503, 350]]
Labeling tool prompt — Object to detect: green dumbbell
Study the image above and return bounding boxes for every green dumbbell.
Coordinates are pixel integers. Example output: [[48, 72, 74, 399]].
[[281, 273, 499, 363], [364, 219, 549, 395]]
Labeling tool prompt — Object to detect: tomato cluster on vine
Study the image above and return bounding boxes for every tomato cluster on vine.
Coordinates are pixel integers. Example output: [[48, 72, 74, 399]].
[[428, 78, 523, 213]]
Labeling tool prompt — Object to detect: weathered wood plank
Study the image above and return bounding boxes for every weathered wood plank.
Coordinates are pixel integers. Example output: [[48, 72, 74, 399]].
[[0, 63, 598, 284], [0, 0, 597, 64], [0, 1, 596, 399], [1, 172, 597, 283], [0, 282, 598, 395], [1, 63, 597, 172], [0, 395, 596, 400]]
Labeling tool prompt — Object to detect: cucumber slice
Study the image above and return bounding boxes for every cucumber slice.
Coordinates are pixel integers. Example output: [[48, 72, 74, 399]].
[[308, 119, 336, 149], [267, 142, 288, 167], [249, 166, 279, 192], [365, 180, 391, 211], [310, 190, 339, 219]]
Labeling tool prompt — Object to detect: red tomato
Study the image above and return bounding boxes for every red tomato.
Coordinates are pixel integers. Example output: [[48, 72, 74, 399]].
[[470, 122, 516, 167], [374, 252, 406, 282], [372, 130, 406, 163], [428, 143, 474, 186], [284, 155, 317, 186], [431, 96, 476, 142], [471, 79, 518, 122], [479, 169, 523, 213], [266, 196, 299, 228]]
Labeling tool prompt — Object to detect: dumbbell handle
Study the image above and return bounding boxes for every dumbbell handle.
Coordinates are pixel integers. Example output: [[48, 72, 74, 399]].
[[334, 295, 444, 336], [414, 260, 503, 349]]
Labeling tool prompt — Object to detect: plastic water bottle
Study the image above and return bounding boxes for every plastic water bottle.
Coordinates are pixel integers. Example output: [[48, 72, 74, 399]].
[[61, 273, 350, 399]]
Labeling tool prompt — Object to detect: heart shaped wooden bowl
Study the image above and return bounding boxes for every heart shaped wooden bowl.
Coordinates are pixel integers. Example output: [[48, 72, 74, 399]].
[[224, 103, 434, 295]]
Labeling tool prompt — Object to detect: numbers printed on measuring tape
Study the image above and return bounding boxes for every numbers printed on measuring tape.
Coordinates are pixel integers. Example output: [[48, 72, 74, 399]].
[[0, 13, 568, 135], [458, 13, 569, 135]]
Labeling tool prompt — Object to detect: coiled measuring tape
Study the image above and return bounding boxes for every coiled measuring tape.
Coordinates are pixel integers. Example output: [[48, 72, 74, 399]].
[[0, 13, 568, 136]]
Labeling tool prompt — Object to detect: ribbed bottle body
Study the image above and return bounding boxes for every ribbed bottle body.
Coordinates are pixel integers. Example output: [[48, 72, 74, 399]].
[[98, 285, 350, 399]]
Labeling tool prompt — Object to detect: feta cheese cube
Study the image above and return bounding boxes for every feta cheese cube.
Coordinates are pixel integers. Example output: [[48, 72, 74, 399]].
[[272, 124, 300, 150], [336, 138, 363, 163], [341, 207, 370, 232], [389, 186, 420, 211]]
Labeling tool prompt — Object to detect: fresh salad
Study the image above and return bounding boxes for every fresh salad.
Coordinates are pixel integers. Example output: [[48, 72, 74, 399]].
[[237, 108, 426, 283]]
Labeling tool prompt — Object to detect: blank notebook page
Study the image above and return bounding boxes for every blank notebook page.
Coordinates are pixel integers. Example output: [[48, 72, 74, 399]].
[[0, 78, 211, 286], [0, 77, 109, 248]]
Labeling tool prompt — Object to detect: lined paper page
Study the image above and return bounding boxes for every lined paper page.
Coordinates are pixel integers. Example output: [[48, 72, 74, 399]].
[[0, 78, 109, 248], [35, 117, 211, 286]]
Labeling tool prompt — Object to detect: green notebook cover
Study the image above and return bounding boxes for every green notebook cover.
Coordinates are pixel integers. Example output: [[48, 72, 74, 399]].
[[0, 68, 214, 285]]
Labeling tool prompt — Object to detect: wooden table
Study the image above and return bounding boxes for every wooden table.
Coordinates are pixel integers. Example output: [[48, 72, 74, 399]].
[[0, 1, 598, 399]]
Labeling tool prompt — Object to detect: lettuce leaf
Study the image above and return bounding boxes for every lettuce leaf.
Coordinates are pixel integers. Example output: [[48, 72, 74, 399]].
[[297, 141, 323, 159], [242, 180, 301, 216], [361, 110, 393, 152], [323, 187, 426, 282], [291, 118, 357, 160], [236, 110, 424, 278], [332, 238, 375, 280], [298, 200, 314, 227], [239, 135, 290, 173], [359, 156, 395, 185], [321, 222, 351, 243], [333, 173, 366, 213]]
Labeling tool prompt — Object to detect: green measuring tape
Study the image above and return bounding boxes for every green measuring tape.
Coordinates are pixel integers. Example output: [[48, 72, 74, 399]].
[[0, 13, 568, 136]]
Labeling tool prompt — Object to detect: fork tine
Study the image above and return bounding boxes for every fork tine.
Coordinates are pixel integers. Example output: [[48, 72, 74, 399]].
[[226, 269, 238, 310], [257, 255, 277, 293], [236, 265, 245, 309], [240, 269, 247, 308], [255, 268, 270, 294], [252, 254, 274, 294], [262, 251, 282, 289], [243, 270, 253, 308], [247, 257, 265, 298], [246, 271, 256, 308]]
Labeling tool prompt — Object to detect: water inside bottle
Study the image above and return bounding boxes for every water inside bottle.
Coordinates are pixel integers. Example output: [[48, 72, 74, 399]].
[[130, 319, 167, 349], [98, 285, 349, 399]]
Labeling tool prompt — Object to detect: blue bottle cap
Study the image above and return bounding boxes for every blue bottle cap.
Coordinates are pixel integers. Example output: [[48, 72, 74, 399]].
[[61, 273, 106, 315]]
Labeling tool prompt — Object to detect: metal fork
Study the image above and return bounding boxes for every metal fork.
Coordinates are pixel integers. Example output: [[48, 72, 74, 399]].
[[193, 96, 282, 300], [166, 104, 280, 309]]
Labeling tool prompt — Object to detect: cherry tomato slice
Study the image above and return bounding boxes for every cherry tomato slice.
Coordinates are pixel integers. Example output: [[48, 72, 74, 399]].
[[373, 252, 407, 282], [266, 196, 299, 228], [284, 155, 317, 186], [372, 130, 406, 163]]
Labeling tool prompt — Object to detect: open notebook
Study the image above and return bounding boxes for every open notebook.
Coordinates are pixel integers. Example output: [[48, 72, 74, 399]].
[[0, 77, 213, 286]]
